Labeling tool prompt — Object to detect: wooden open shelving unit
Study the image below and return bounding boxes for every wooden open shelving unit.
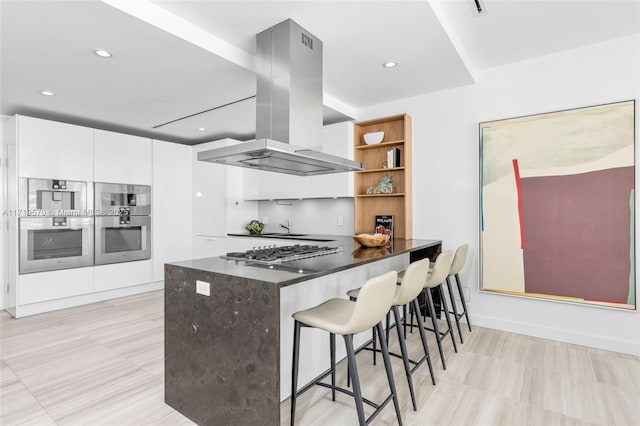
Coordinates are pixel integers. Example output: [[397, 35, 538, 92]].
[[353, 113, 412, 239]]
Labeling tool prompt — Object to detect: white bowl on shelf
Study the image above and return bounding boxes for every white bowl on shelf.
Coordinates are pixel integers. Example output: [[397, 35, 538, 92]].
[[363, 131, 384, 145]]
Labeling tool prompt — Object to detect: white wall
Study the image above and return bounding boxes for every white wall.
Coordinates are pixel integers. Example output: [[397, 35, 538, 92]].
[[257, 198, 354, 236], [359, 35, 640, 355]]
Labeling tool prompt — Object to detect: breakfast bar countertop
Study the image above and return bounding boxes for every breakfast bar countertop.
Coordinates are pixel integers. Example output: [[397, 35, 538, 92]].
[[167, 235, 442, 288]]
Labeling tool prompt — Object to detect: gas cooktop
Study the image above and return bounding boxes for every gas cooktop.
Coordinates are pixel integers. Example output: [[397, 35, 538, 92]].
[[222, 244, 342, 265]]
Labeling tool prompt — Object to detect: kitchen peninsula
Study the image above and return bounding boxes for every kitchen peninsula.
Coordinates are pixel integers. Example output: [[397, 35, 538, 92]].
[[164, 235, 441, 425]]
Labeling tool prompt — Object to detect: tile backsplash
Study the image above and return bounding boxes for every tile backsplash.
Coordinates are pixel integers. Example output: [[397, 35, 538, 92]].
[[257, 198, 354, 236]]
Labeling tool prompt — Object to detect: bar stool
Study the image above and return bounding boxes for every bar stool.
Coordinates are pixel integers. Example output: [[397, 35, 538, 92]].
[[443, 244, 471, 344], [412, 250, 456, 370], [290, 271, 402, 426], [346, 259, 436, 411]]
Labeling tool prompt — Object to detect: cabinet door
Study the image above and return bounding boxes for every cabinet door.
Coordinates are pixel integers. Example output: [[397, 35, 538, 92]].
[[193, 141, 229, 237], [18, 116, 93, 180], [243, 168, 307, 200], [18, 267, 94, 305], [94, 129, 152, 185], [152, 140, 192, 282], [94, 260, 152, 292], [192, 236, 226, 259], [312, 122, 354, 198]]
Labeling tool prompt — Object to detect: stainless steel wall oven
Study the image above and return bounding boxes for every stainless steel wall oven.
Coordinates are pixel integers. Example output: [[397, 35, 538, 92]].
[[19, 178, 94, 273], [94, 183, 151, 265]]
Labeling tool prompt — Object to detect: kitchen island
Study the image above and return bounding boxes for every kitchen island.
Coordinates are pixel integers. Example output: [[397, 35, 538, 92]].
[[164, 235, 441, 425]]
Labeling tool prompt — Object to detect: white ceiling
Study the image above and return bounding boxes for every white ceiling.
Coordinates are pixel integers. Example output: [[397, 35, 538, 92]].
[[1, 0, 638, 145]]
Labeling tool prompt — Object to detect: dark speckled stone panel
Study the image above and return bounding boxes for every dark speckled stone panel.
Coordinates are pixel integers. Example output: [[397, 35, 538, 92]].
[[165, 264, 279, 426]]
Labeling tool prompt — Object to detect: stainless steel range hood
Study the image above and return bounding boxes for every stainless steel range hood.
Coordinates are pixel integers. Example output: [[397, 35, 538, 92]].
[[197, 19, 363, 176]]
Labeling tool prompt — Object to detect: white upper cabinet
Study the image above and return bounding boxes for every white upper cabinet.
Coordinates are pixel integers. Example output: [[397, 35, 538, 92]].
[[192, 140, 231, 237], [242, 122, 354, 200], [94, 129, 152, 185], [17, 115, 93, 180], [243, 168, 307, 201], [192, 139, 258, 243], [311, 121, 355, 198], [152, 140, 192, 282]]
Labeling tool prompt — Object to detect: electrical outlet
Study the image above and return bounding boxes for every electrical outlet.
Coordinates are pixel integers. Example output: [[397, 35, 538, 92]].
[[196, 280, 210, 296], [337, 216, 344, 226], [262, 216, 268, 224]]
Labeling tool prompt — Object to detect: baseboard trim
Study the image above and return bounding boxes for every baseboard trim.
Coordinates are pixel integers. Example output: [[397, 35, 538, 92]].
[[471, 313, 640, 356], [8, 281, 164, 318]]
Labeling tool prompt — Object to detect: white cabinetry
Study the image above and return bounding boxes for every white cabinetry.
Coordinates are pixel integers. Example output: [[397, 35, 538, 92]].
[[152, 140, 192, 281], [17, 115, 93, 181], [94, 129, 152, 185], [94, 260, 152, 292], [192, 236, 226, 259], [18, 266, 94, 305], [192, 140, 258, 258], [242, 122, 354, 200], [311, 121, 354, 198]]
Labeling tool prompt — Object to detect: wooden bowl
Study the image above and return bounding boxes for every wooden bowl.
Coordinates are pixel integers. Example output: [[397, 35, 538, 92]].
[[352, 233, 390, 247]]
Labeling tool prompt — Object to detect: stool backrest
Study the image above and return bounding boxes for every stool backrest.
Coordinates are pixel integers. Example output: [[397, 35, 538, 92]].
[[424, 250, 453, 288], [394, 258, 429, 305], [346, 270, 397, 335], [449, 244, 469, 276]]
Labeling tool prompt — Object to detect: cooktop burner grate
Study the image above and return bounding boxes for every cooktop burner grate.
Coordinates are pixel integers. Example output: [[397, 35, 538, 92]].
[[222, 244, 342, 265]]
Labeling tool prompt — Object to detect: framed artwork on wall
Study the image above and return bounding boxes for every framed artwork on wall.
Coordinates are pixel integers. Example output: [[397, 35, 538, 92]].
[[479, 100, 636, 310]]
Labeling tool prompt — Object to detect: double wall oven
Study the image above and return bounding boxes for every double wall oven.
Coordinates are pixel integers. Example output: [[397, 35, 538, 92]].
[[19, 178, 94, 273], [18, 179, 152, 274], [94, 183, 151, 265]]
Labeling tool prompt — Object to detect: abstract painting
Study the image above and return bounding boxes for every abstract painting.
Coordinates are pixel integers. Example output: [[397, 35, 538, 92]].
[[480, 100, 635, 310]]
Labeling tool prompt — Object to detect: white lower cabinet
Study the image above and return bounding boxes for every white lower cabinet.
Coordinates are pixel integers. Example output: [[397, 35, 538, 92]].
[[94, 260, 152, 292], [18, 267, 94, 305], [192, 236, 226, 259]]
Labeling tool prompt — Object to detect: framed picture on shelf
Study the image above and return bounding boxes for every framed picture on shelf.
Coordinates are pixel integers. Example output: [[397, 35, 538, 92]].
[[375, 215, 394, 247]]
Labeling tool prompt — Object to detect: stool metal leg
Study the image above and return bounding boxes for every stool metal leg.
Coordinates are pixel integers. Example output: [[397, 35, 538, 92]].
[[372, 326, 377, 366], [445, 276, 464, 344], [330, 332, 336, 402], [425, 288, 446, 370], [438, 285, 458, 353], [376, 322, 403, 426], [456, 273, 472, 332], [291, 320, 301, 426], [392, 305, 417, 411], [344, 334, 366, 426], [412, 298, 436, 385]]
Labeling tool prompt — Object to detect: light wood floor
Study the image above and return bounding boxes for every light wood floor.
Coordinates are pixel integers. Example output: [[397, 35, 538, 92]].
[[1, 290, 638, 426]]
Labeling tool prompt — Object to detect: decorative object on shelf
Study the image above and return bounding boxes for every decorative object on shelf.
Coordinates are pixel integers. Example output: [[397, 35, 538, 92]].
[[363, 130, 384, 145], [480, 99, 635, 310], [366, 174, 394, 194], [375, 215, 394, 248], [245, 219, 265, 235], [352, 233, 390, 247], [386, 147, 401, 168]]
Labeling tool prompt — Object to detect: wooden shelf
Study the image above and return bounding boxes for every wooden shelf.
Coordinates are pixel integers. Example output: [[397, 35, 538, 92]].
[[356, 167, 405, 174], [355, 140, 405, 150], [353, 113, 412, 239], [356, 193, 405, 198]]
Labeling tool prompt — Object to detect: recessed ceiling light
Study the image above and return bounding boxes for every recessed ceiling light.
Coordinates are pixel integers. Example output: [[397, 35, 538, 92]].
[[40, 90, 55, 96], [94, 49, 113, 58], [198, 127, 206, 131], [383, 61, 398, 68]]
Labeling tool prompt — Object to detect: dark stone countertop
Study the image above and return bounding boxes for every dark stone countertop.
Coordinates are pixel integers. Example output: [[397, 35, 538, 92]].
[[168, 235, 441, 288]]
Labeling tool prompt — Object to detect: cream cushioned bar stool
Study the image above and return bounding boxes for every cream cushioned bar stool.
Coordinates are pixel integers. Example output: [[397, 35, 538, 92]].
[[290, 271, 402, 426], [346, 258, 436, 412], [443, 244, 471, 344], [410, 250, 456, 370]]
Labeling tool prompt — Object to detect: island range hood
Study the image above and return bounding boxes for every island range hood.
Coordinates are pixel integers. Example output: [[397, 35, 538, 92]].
[[197, 19, 363, 176]]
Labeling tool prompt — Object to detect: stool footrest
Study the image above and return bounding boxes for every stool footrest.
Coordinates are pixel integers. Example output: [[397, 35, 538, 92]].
[[315, 382, 379, 410]]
